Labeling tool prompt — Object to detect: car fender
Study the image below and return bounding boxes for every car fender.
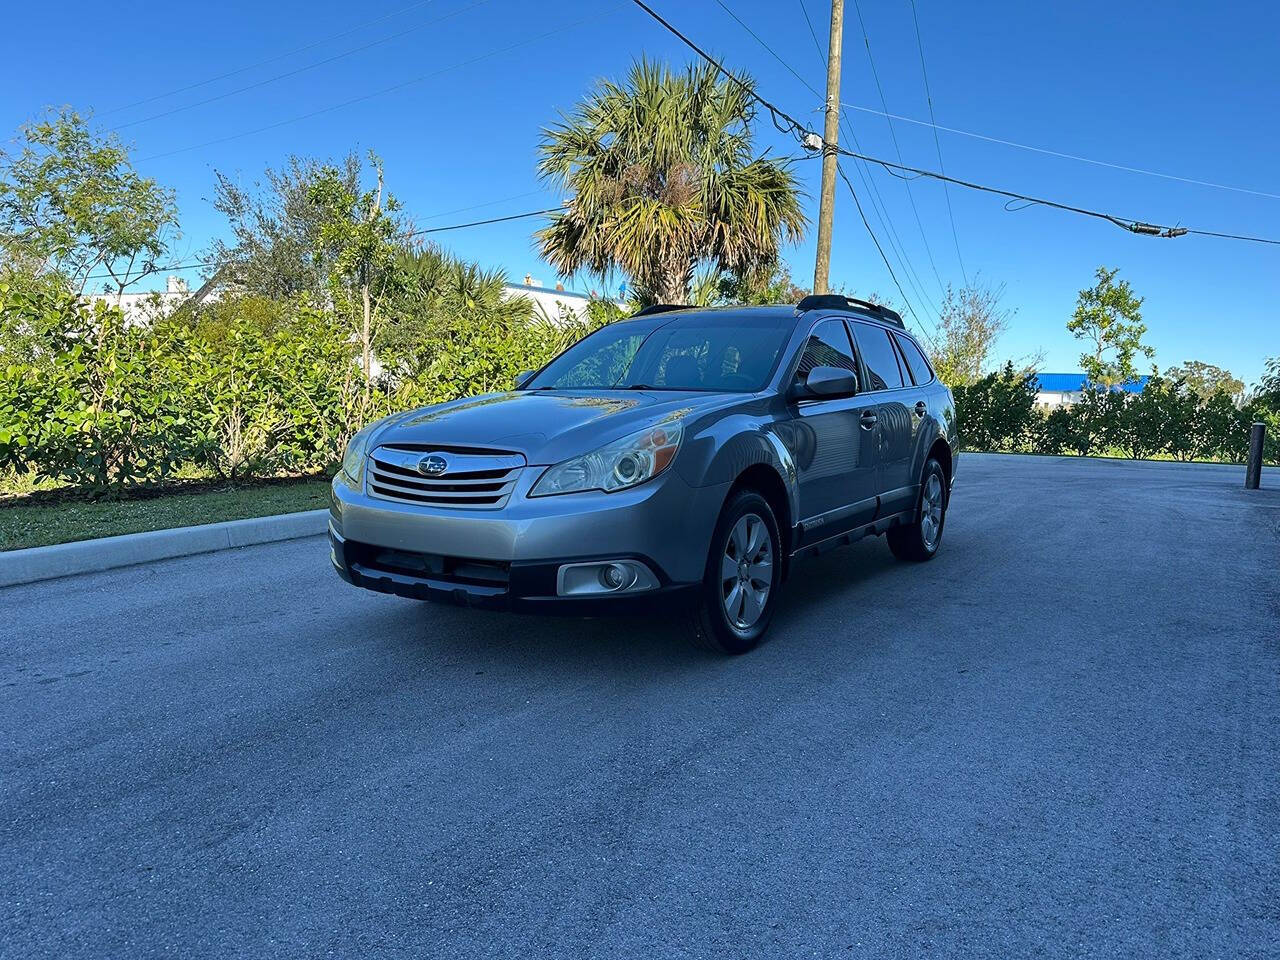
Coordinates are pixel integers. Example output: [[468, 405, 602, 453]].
[[676, 413, 800, 531]]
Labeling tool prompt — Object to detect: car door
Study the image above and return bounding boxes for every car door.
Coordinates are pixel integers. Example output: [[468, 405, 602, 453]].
[[849, 321, 917, 517], [785, 318, 881, 546]]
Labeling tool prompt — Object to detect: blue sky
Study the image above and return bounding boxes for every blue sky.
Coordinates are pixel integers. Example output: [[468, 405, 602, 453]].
[[3, 0, 1277, 385]]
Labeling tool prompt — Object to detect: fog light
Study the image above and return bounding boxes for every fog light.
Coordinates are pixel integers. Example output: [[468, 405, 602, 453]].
[[598, 563, 634, 591], [556, 559, 660, 596]]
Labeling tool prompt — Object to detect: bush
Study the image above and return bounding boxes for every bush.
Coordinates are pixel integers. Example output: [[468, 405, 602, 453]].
[[954, 364, 1277, 465], [952, 363, 1036, 452], [4, 272, 1273, 497], [0, 284, 194, 490], [0, 276, 622, 494]]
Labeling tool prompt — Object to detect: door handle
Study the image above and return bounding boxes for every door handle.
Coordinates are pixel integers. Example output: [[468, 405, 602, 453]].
[[914, 400, 928, 416], [860, 410, 878, 430]]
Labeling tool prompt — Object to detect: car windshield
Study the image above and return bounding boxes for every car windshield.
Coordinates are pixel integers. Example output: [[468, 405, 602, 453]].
[[524, 312, 793, 392]]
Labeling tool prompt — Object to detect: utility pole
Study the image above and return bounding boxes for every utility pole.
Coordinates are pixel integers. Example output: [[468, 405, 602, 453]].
[[812, 0, 844, 294]]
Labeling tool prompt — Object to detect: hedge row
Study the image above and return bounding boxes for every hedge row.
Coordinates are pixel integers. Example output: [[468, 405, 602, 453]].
[[0, 284, 595, 491], [3, 286, 1275, 495], [955, 364, 1280, 465]]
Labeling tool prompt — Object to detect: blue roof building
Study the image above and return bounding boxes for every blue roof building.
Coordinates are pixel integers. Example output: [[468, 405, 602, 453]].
[[1032, 373, 1150, 408]]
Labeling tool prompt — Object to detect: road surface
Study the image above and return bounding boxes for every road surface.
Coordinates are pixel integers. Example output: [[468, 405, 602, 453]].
[[3, 454, 1278, 959]]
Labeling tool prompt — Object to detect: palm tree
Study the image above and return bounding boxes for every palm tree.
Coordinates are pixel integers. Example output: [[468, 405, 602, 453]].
[[537, 59, 807, 305]]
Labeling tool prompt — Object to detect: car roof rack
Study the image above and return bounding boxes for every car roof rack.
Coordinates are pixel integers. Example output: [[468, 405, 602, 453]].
[[795, 294, 905, 329], [632, 303, 690, 317]]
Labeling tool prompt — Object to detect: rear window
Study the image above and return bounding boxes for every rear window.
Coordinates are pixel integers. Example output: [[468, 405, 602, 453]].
[[894, 332, 934, 385], [850, 323, 905, 390]]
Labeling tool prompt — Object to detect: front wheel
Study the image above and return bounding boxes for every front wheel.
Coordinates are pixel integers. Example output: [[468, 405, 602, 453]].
[[887, 458, 948, 562], [690, 490, 782, 654]]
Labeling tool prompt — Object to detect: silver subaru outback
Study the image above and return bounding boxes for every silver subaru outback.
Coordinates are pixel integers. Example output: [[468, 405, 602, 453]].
[[330, 295, 957, 653]]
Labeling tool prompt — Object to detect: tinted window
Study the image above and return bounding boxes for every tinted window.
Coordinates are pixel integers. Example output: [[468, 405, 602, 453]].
[[851, 323, 905, 390], [894, 332, 933, 385], [527, 312, 793, 392], [795, 319, 859, 387]]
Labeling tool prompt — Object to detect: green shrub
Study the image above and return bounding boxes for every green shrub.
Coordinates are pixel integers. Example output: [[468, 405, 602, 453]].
[[952, 363, 1036, 452], [0, 284, 194, 490]]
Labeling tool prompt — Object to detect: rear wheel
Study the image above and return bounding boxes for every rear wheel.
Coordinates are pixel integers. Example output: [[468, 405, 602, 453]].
[[690, 490, 782, 654], [887, 457, 948, 562]]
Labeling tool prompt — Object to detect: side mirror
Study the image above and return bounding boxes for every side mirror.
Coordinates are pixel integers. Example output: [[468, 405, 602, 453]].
[[790, 365, 858, 400], [514, 369, 536, 389]]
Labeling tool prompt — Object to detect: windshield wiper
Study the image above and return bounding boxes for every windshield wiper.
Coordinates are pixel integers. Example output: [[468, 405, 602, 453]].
[[622, 383, 662, 390]]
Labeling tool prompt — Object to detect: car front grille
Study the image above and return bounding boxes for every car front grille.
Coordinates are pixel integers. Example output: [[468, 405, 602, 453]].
[[366, 445, 525, 509]]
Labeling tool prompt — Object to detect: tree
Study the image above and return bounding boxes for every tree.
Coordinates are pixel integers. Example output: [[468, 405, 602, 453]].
[[928, 280, 1013, 387], [715, 261, 809, 306], [951, 361, 1037, 451], [208, 152, 361, 301], [0, 108, 178, 300], [308, 153, 402, 406], [1252, 356, 1280, 414], [1163, 360, 1244, 402], [379, 242, 531, 380], [1067, 266, 1153, 387], [536, 58, 806, 304]]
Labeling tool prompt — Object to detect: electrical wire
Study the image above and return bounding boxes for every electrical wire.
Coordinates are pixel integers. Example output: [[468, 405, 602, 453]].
[[795, 0, 940, 318], [833, 146, 1280, 242], [838, 101, 1280, 202], [78, 206, 566, 283], [847, 0, 945, 296], [115, 0, 492, 131], [96, 0, 437, 118], [137, 9, 618, 164], [837, 161, 931, 346], [626, 0, 1280, 247], [908, 0, 967, 286], [717, 0, 941, 315], [407, 207, 563, 236]]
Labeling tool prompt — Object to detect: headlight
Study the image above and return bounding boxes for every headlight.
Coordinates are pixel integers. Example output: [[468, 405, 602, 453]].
[[340, 422, 378, 484], [531, 421, 683, 497]]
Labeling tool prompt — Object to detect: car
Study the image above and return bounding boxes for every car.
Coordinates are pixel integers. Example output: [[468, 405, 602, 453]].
[[329, 294, 958, 654]]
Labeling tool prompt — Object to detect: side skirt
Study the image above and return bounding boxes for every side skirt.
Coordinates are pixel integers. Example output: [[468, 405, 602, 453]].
[[789, 509, 914, 562]]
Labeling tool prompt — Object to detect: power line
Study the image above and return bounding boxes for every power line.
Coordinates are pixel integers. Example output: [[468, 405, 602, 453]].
[[907, 0, 967, 286], [795, 0, 941, 317], [116, 0, 492, 131], [717, 0, 941, 315], [847, 0, 945, 296], [838, 101, 1280, 202], [836, 161, 929, 345], [79, 206, 565, 282], [835, 146, 1280, 244], [625, 0, 1280, 248], [97, 0, 436, 118], [138, 9, 617, 164], [407, 207, 563, 236]]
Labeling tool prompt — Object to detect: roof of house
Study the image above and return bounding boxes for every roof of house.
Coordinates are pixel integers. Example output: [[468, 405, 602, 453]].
[[1034, 373, 1150, 393]]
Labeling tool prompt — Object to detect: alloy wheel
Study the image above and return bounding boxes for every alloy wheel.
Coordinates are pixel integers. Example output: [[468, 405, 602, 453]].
[[921, 472, 944, 549], [720, 513, 773, 629]]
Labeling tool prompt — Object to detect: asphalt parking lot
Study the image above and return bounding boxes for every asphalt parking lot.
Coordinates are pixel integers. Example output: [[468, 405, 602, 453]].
[[2, 453, 1278, 959]]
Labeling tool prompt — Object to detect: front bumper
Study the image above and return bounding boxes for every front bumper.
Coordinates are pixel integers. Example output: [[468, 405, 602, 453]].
[[329, 465, 725, 614]]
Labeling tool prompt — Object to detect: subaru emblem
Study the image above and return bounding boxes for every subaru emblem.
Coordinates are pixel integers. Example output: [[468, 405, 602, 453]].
[[418, 454, 448, 477]]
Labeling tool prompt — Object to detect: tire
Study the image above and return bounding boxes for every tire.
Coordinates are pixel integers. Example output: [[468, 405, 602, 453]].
[[887, 457, 948, 562], [689, 490, 783, 655]]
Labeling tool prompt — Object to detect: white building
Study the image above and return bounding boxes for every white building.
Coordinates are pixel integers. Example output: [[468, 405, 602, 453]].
[[503, 275, 623, 323], [86, 274, 218, 323], [91, 272, 613, 326]]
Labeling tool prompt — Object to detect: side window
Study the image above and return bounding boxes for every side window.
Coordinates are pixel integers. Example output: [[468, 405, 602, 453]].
[[795, 319, 859, 386], [894, 332, 934, 385], [851, 323, 905, 391]]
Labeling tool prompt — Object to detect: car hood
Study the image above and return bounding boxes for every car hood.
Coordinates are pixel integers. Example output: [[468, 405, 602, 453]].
[[372, 389, 740, 465]]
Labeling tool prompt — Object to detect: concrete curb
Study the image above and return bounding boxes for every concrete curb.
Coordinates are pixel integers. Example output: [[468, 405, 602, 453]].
[[0, 509, 329, 588]]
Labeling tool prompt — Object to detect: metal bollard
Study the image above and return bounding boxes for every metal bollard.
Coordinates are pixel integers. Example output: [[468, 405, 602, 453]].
[[1245, 422, 1265, 490]]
